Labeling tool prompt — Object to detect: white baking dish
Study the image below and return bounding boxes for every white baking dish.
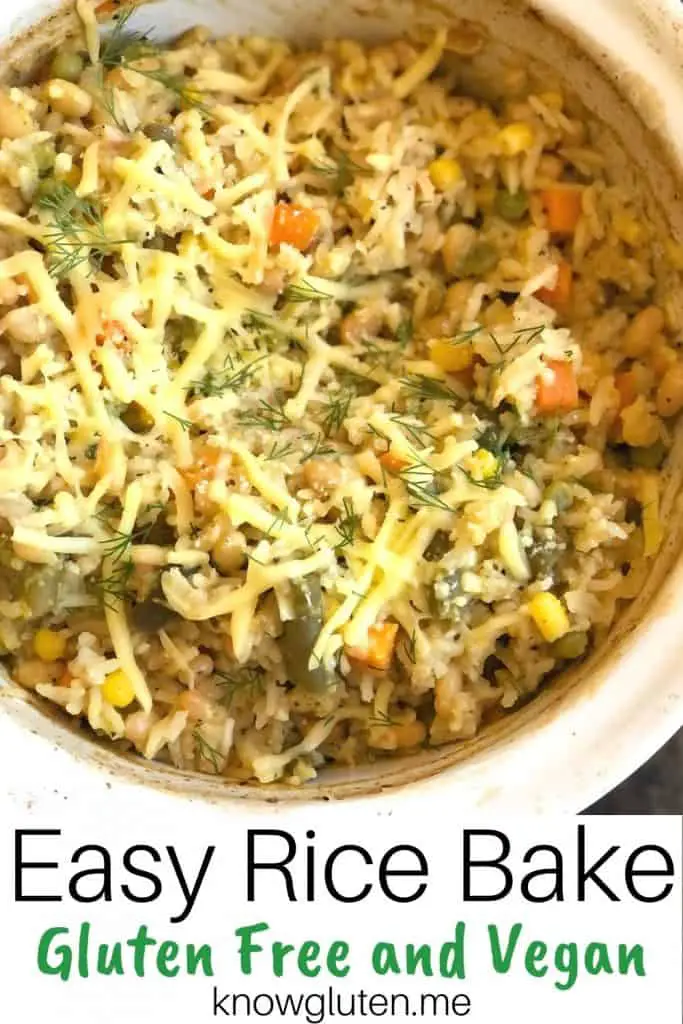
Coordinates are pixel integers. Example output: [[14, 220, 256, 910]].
[[1, 0, 683, 813]]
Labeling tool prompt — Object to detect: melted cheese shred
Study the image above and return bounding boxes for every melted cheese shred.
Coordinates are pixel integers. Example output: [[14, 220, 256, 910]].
[[103, 482, 153, 712]]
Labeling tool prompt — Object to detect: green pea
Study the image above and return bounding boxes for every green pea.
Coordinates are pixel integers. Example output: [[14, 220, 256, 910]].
[[121, 402, 155, 434], [459, 241, 499, 278], [50, 50, 84, 83], [144, 123, 176, 146], [629, 440, 667, 469], [551, 630, 589, 660], [544, 481, 574, 512], [34, 142, 55, 174], [495, 188, 529, 222]]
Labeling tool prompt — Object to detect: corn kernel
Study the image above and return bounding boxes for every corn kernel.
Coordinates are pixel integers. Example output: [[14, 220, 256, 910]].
[[33, 628, 67, 662], [641, 474, 663, 558], [538, 91, 564, 111], [665, 238, 683, 271], [428, 157, 463, 191], [496, 122, 534, 156], [527, 592, 570, 642], [466, 448, 499, 481], [613, 212, 644, 247], [102, 669, 136, 708], [429, 338, 473, 373]]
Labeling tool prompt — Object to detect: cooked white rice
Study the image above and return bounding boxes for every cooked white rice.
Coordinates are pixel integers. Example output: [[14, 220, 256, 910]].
[[0, 4, 681, 784]]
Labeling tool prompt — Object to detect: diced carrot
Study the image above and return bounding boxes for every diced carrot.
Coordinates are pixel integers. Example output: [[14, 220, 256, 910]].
[[614, 370, 638, 410], [379, 450, 408, 474], [346, 623, 399, 671], [269, 201, 320, 252], [182, 446, 224, 489], [541, 187, 583, 236], [536, 260, 573, 312], [536, 359, 579, 414], [96, 319, 130, 355], [96, 0, 130, 17]]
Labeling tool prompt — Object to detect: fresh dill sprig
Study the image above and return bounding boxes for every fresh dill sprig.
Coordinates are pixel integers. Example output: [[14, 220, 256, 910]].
[[299, 431, 336, 462], [98, 5, 207, 115], [264, 508, 292, 539], [334, 498, 361, 550], [400, 374, 462, 404], [310, 146, 373, 194], [189, 353, 267, 399], [395, 319, 414, 348], [192, 728, 225, 774], [237, 395, 290, 432], [37, 182, 129, 278], [397, 464, 453, 512], [96, 561, 135, 608], [282, 279, 333, 304], [214, 666, 265, 708], [163, 410, 193, 431], [368, 709, 402, 728], [487, 324, 545, 361], [388, 412, 434, 449], [321, 388, 353, 437], [263, 438, 297, 461]]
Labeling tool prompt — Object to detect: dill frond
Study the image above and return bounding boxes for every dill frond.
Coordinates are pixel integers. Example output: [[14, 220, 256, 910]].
[[310, 146, 372, 194], [334, 498, 361, 550], [282, 279, 333, 304], [321, 387, 353, 437], [37, 182, 130, 278], [163, 410, 193, 431], [399, 374, 462, 404], [236, 395, 290, 432], [192, 728, 225, 773], [214, 666, 265, 709], [98, 4, 208, 117], [189, 353, 268, 399]]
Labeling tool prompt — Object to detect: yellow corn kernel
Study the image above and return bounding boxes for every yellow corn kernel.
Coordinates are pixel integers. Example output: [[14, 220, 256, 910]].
[[527, 592, 570, 642], [613, 212, 644, 247], [429, 338, 473, 373], [33, 628, 67, 662], [102, 669, 136, 708], [641, 474, 663, 558], [538, 91, 564, 111], [466, 448, 499, 481], [428, 157, 463, 191], [621, 396, 661, 447], [475, 184, 497, 211], [666, 238, 683, 271], [496, 122, 534, 156]]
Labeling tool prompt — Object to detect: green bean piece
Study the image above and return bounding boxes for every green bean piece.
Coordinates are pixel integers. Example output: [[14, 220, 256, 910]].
[[144, 123, 176, 146], [544, 481, 574, 512], [551, 630, 589, 660], [132, 599, 175, 632], [281, 577, 336, 691], [528, 543, 561, 579], [494, 188, 529, 222], [424, 530, 451, 562], [50, 50, 85, 83], [629, 440, 667, 469], [459, 241, 499, 278]]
